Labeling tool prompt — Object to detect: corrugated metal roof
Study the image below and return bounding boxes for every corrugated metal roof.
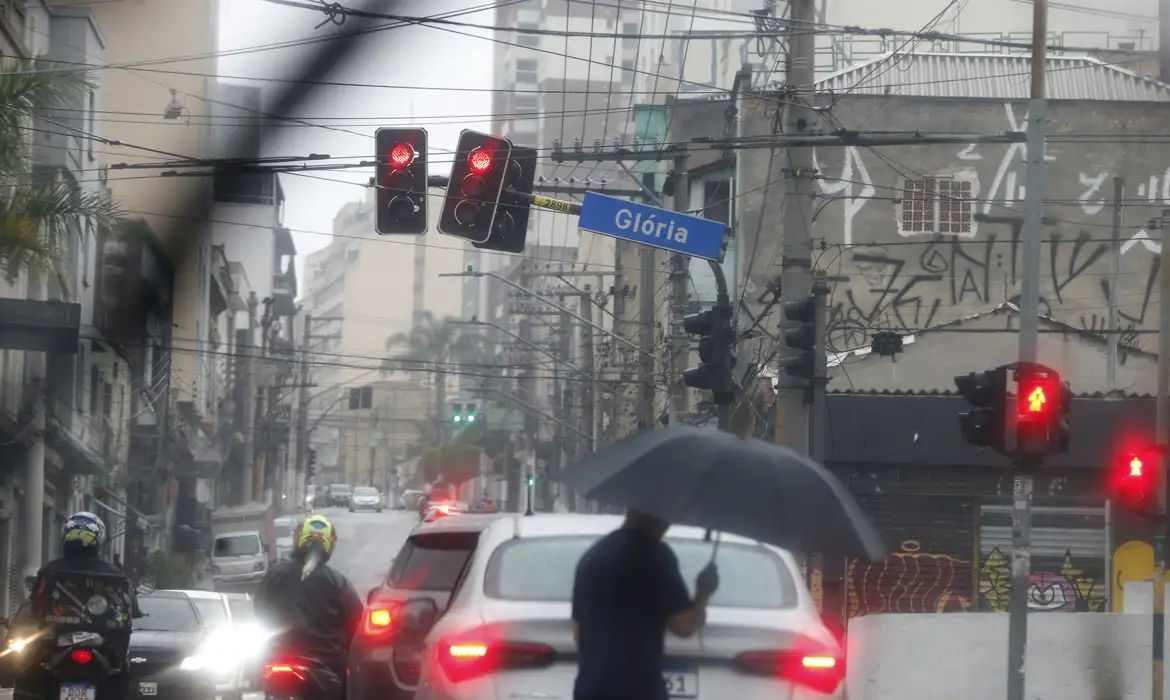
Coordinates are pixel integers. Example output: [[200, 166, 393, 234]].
[[815, 52, 1170, 102]]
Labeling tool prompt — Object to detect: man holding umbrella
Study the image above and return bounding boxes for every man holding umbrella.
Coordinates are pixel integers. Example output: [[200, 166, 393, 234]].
[[571, 510, 719, 700]]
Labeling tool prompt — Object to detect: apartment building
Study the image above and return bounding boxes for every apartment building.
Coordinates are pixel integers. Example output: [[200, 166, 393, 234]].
[[301, 190, 463, 487]]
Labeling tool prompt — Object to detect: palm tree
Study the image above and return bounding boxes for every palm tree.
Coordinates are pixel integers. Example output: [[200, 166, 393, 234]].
[[0, 59, 123, 274], [384, 312, 481, 444]]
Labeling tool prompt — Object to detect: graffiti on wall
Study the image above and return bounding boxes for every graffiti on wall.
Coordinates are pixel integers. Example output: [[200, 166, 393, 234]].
[[846, 540, 972, 616], [978, 548, 1106, 612], [804, 101, 1169, 351]]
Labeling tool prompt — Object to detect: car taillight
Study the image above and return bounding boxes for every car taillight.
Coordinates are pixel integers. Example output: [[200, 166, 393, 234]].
[[263, 662, 308, 696], [735, 650, 843, 694], [70, 649, 93, 664], [363, 602, 399, 636], [437, 639, 556, 683]]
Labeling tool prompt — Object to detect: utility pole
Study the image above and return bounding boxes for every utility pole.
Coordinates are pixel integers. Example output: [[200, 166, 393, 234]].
[[638, 239, 657, 429], [518, 268, 538, 513], [368, 405, 378, 487], [1155, 207, 1170, 700], [1107, 178, 1124, 392], [553, 309, 571, 509], [1008, 0, 1048, 698], [580, 286, 598, 455], [669, 155, 691, 424], [241, 292, 258, 503], [295, 314, 312, 506], [611, 242, 629, 439], [775, 0, 816, 454]]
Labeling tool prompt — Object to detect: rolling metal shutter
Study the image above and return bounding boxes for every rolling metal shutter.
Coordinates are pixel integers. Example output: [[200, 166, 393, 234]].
[[977, 505, 1107, 612]]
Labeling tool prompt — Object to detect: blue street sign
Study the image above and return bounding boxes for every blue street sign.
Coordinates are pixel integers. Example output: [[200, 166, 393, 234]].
[[577, 192, 726, 262]]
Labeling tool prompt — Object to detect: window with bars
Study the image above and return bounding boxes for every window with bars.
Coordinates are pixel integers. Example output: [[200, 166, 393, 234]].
[[899, 177, 973, 235]]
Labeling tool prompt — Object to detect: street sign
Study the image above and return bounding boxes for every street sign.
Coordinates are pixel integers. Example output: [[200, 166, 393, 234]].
[[577, 192, 726, 262]]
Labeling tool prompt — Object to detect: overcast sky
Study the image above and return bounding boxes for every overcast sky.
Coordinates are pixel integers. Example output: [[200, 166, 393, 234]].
[[217, 0, 494, 280]]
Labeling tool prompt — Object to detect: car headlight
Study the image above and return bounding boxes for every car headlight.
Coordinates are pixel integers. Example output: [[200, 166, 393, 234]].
[[86, 595, 109, 616], [179, 655, 206, 672]]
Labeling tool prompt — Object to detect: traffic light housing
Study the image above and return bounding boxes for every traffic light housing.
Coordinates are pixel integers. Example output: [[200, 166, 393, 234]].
[[307, 448, 317, 478], [680, 304, 736, 405], [781, 296, 816, 380], [374, 128, 428, 234], [953, 368, 1006, 450], [438, 130, 513, 243], [1111, 448, 1158, 516], [1012, 363, 1071, 463], [475, 145, 536, 253]]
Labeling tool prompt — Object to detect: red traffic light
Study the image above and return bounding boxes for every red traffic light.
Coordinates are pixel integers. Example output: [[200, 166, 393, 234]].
[[389, 142, 414, 169], [1018, 381, 1051, 416], [1129, 456, 1145, 477], [468, 148, 493, 175]]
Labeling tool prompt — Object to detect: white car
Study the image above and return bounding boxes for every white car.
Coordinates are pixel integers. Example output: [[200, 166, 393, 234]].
[[350, 486, 383, 513], [408, 514, 844, 700], [274, 515, 298, 560]]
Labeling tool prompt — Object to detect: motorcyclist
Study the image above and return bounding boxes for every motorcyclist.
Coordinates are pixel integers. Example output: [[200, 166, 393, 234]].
[[254, 514, 363, 700], [15, 512, 138, 699]]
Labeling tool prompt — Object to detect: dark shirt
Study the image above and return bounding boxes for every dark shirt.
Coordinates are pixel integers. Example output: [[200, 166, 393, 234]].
[[254, 556, 364, 673], [571, 529, 692, 700]]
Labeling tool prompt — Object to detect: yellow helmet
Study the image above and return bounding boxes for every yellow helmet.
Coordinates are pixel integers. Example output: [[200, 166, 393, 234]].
[[293, 514, 337, 557]]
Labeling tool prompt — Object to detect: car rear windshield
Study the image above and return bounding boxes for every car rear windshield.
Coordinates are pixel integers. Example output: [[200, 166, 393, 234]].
[[274, 522, 294, 540], [387, 532, 479, 591], [484, 536, 798, 609], [354, 488, 378, 496], [215, 534, 260, 556], [227, 598, 255, 622], [135, 596, 201, 632], [190, 598, 229, 629], [330, 485, 350, 494]]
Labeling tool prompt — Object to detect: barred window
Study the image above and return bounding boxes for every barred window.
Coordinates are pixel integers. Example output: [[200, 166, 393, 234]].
[[899, 177, 972, 234]]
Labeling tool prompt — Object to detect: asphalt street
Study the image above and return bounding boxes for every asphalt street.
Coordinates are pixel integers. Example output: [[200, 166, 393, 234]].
[[312, 506, 419, 596]]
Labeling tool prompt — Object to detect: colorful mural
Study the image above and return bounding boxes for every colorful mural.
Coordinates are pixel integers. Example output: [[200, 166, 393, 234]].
[[978, 548, 1106, 612], [847, 540, 972, 616]]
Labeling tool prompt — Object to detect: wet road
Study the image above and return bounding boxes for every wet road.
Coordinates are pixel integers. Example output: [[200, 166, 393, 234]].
[[314, 506, 419, 596]]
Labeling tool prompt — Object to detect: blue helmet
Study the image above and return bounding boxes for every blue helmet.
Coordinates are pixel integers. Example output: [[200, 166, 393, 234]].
[[62, 511, 106, 554]]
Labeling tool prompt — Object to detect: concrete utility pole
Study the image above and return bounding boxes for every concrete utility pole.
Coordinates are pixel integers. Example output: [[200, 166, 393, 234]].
[[253, 298, 274, 501], [1107, 178, 1124, 392], [668, 155, 692, 424], [775, 0, 816, 454], [554, 309, 571, 505], [241, 293, 258, 503], [1008, 1, 1048, 698], [518, 269, 538, 513], [611, 242, 629, 436], [294, 314, 312, 505], [1155, 207, 1170, 700], [580, 286, 598, 455], [638, 241, 657, 429]]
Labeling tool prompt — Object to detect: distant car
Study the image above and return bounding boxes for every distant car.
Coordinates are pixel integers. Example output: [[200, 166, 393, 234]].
[[350, 487, 383, 513], [157, 590, 264, 700], [329, 484, 352, 507]]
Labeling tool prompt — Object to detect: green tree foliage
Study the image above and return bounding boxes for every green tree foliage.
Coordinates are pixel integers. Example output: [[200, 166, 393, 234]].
[[0, 60, 124, 274], [419, 443, 482, 485]]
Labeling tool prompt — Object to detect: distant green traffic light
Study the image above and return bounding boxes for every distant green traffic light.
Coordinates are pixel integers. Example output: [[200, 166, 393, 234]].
[[526, 475, 534, 487]]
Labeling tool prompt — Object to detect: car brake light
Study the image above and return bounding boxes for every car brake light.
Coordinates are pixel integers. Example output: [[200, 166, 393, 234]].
[[363, 602, 399, 635], [70, 649, 93, 664], [437, 639, 556, 683], [263, 662, 308, 696], [735, 650, 843, 694]]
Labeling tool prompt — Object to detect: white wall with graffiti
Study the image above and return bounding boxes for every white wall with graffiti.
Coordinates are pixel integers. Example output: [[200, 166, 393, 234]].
[[739, 95, 1170, 363]]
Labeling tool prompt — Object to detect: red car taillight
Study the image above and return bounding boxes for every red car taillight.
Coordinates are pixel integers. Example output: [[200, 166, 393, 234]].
[[734, 650, 844, 694], [70, 649, 93, 665], [363, 602, 400, 636], [263, 661, 309, 696], [437, 639, 556, 683]]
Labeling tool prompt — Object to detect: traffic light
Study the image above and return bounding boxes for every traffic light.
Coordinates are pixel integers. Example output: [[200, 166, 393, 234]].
[[781, 296, 816, 380], [526, 475, 535, 487], [680, 304, 735, 405], [307, 448, 317, 478], [438, 130, 513, 243], [465, 402, 478, 423], [1111, 449, 1157, 516], [475, 145, 536, 253], [1012, 363, 1071, 462], [374, 128, 428, 234], [452, 402, 464, 423], [953, 368, 1006, 450]]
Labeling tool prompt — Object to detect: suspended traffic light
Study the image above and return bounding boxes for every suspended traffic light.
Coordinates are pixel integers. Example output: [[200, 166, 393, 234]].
[[475, 145, 536, 253], [466, 402, 478, 423], [374, 127, 428, 234], [438, 130, 514, 243], [452, 402, 464, 423]]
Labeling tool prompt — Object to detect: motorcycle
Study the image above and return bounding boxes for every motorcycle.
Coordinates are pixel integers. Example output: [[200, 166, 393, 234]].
[[43, 630, 123, 700], [262, 657, 342, 700]]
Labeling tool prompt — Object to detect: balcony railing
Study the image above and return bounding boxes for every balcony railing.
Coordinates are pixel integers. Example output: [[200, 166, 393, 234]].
[[273, 272, 296, 298]]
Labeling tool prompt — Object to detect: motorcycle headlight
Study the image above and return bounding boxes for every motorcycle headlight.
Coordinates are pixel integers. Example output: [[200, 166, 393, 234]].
[[86, 595, 109, 616], [6, 638, 27, 653]]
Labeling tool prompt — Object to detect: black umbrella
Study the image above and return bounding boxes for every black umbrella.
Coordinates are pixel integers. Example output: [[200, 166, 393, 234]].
[[559, 424, 886, 561]]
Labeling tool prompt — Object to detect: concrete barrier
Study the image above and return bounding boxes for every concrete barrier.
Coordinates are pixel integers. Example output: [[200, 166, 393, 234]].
[[845, 612, 1157, 700]]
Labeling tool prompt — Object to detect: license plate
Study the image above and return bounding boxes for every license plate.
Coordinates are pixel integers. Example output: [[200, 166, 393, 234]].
[[138, 681, 158, 696], [59, 684, 96, 700], [663, 669, 699, 698]]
